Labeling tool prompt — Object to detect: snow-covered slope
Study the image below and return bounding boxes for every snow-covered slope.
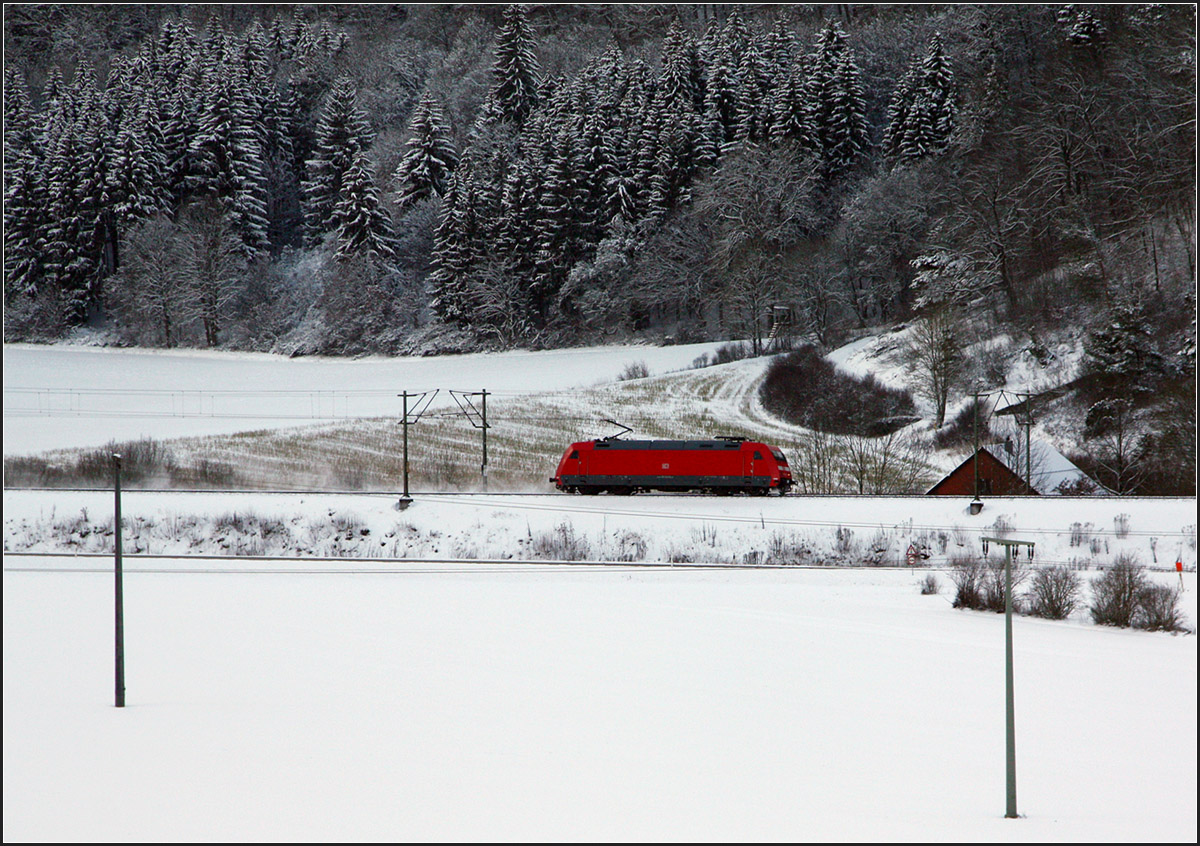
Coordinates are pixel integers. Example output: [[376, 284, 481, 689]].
[[2, 341, 735, 455]]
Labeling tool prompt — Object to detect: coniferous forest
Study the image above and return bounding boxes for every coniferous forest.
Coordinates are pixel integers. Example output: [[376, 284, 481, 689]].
[[2, 5, 1196, 491]]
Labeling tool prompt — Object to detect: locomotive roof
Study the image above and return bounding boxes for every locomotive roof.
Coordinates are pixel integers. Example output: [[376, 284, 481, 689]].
[[588, 439, 762, 450]]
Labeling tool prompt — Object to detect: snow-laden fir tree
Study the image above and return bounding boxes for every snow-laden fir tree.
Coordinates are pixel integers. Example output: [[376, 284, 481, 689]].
[[106, 99, 170, 233], [482, 4, 540, 127], [3, 149, 46, 299], [734, 30, 772, 143], [428, 164, 479, 325], [659, 21, 699, 116], [3, 66, 39, 169], [1085, 288, 1162, 382], [883, 33, 956, 166], [303, 75, 375, 245], [495, 157, 538, 277], [769, 54, 815, 149], [187, 54, 270, 255], [42, 62, 111, 322], [757, 17, 797, 143], [3, 67, 45, 298], [333, 151, 396, 262], [702, 22, 742, 147], [1057, 5, 1107, 46], [530, 126, 584, 318], [393, 93, 458, 209], [807, 23, 868, 179]]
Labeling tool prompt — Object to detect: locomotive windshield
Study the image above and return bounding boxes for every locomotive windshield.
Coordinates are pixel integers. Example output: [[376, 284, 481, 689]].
[[771, 448, 788, 465]]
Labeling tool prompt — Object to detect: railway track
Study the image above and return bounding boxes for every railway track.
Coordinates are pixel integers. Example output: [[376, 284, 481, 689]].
[[1, 550, 1002, 574], [5, 486, 1192, 501]]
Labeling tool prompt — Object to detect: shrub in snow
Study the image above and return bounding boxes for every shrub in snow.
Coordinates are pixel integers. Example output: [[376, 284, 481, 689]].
[[1026, 566, 1082, 619], [932, 397, 996, 450], [530, 523, 591, 561], [612, 531, 648, 562], [213, 510, 257, 535], [835, 526, 857, 558], [920, 574, 940, 595], [714, 341, 754, 364], [980, 555, 1030, 613], [1089, 554, 1148, 627], [664, 546, 695, 564], [767, 530, 811, 565], [1133, 584, 1190, 633], [618, 360, 650, 381], [760, 345, 917, 437], [949, 554, 985, 610]]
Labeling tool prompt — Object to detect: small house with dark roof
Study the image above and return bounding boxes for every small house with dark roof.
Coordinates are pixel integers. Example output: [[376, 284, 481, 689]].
[[927, 440, 1106, 496]]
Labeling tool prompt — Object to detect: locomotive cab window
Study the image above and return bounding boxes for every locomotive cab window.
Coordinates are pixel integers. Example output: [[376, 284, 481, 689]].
[[569, 450, 579, 460], [753, 451, 763, 460]]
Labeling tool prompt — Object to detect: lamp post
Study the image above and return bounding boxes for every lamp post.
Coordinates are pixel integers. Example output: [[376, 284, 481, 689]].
[[981, 535, 1035, 819]]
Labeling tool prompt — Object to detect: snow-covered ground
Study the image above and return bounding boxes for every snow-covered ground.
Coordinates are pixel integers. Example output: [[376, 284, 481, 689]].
[[4, 554, 1195, 841], [2, 341, 731, 455], [5, 341, 1197, 840], [5, 490, 1196, 574]]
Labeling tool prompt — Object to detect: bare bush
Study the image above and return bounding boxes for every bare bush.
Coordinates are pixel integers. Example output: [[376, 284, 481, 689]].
[[1133, 584, 1190, 633], [530, 522, 591, 561], [920, 574, 941, 595], [1089, 554, 1148, 627], [760, 346, 917, 436], [612, 531, 647, 562], [713, 341, 753, 364], [618, 360, 650, 381], [981, 556, 1031, 613], [950, 554, 986, 609], [1026, 566, 1082, 619], [767, 530, 811, 565]]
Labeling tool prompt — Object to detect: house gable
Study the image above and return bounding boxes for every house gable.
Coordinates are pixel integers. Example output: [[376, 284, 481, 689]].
[[926, 448, 1032, 496]]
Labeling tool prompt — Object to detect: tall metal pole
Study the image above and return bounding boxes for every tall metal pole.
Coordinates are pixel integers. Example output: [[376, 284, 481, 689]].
[[1004, 541, 1017, 818], [402, 391, 410, 499], [973, 391, 980, 499], [113, 454, 125, 708], [480, 388, 488, 491], [1024, 394, 1033, 496]]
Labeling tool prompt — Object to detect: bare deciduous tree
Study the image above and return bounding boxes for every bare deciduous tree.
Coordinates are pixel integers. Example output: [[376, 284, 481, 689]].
[[1085, 398, 1149, 495], [905, 306, 965, 428], [693, 144, 822, 348], [179, 200, 248, 348], [106, 215, 195, 347]]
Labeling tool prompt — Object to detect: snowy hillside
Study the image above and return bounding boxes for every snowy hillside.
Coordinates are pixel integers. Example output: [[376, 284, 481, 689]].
[[2, 340, 734, 455]]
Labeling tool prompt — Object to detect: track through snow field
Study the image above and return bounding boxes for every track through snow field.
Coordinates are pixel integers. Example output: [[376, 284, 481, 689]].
[[5, 345, 1197, 840], [6, 344, 838, 492]]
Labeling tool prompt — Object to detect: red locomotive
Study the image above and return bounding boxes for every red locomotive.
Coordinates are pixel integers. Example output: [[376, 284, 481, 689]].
[[551, 436, 793, 495]]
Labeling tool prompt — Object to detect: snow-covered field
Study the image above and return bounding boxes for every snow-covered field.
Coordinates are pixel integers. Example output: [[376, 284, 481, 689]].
[[4, 554, 1195, 841], [5, 490, 1196, 574], [5, 341, 1196, 840], [2, 341, 732, 455]]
